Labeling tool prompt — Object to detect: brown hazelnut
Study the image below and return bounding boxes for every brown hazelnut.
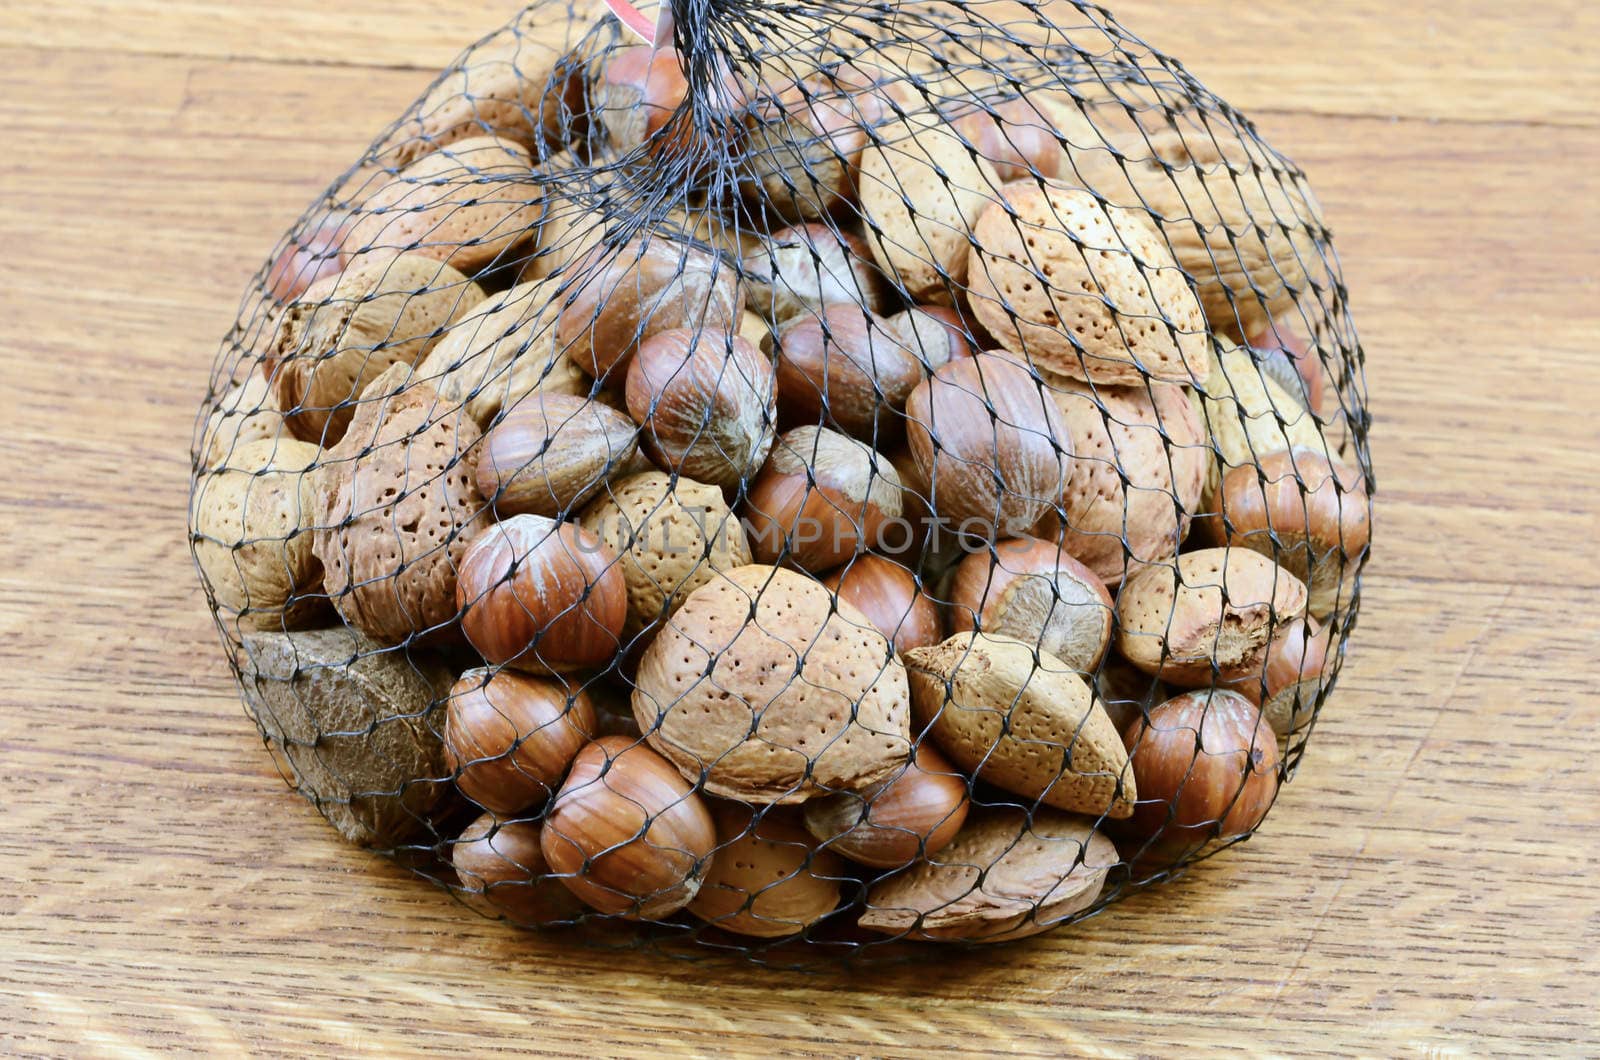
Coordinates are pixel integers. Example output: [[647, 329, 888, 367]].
[[555, 236, 742, 383], [947, 535, 1113, 673], [455, 514, 627, 673], [477, 393, 640, 519], [266, 212, 351, 305], [1199, 447, 1370, 618], [950, 96, 1070, 183], [444, 667, 597, 814], [773, 304, 923, 442], [1245, 319, 1324, 413], [904, 352, 1071, 542], [451, 813, 587, 926], [741, 67, 888, 221], [820, 554, 943, 654], [541, 735, 717, 918], [1221, 617, 1334, 738], [595, 44, 747, 163], [688, 803, 845, 938], [743, 426, 904, 573], [802, 744, 968, 870], [883, 305, 974, 371], [624, 328, 777, 490], [741, 224, 890, 324]]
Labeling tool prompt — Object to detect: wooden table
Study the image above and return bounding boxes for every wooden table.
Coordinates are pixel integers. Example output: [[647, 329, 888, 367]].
[[2, 1, 1596, 1054]]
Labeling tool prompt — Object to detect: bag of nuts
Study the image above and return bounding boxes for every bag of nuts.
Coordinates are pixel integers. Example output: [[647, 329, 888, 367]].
[[190, 0, 1373, 962]]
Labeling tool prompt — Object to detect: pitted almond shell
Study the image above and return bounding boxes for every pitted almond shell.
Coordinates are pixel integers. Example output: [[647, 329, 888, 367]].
[[858, 806, 1117, 942], [1114, 547, 1308, 687], [858, 110, 1000, 305], [967, 181, 1208, 387], [579, 472, 752, 640], [1201, 344, 1330, 504], [1032, 373, 1208, 585], [191, 437, 324, 631], [632, 565, 912, 803], [414, 278, 588, 429], [312, 365, 486, 645], [199, 373, 286, 472], [271, 252, 483, 446], [905, 633, 1134, 817], [688, 803, 845, 938], [348, 136, 545, 274]]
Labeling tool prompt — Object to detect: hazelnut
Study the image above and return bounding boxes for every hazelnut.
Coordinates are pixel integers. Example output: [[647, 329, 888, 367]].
[[1201, 344, 1331, 505], [455, 514, 628, 674], [947, 536, 1113, 673], [741, 67, 888, 221], [1200, 447, 1370, 618], [858, 110, 1001, 304], [632, 565, 912, 803], [271, 253, 484, 446], [348, 136, 545, 274], [905, 633, 1135, 817], [904, 352, 1071, 542], [311, 368, 485, 646], [858, 807, 1117, 942], [624, 328, 777, 490], [741, 224, 890, 324], [554, 236, 742, 383], [950, 96, 1070, 183], [820, 554, 943, 654], [444, 667, 597, 814], [595, 44, 747, 164], [1245, 318, 1324, 413], [266, 211, 351, 305], [883, 305, 974, 371], [1114, 547, 1308, 687], [578, 471, 753, 640], [191, 438, 324, 632], [688, 803, 845, 938], [967, 181, 1209, 387], [451, 813, 587, 926], [1120, 689, 1280, 858], [477, 393, 640, 519], [743, 426, 904, 573], [1222, 617, 1334, 738], [773, 304, 923, 442], [541, 735, 717, 918], [802, 744, 968, 870]]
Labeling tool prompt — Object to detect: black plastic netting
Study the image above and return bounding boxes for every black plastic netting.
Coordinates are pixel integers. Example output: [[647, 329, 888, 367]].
[[189, 0, 1373, 965]]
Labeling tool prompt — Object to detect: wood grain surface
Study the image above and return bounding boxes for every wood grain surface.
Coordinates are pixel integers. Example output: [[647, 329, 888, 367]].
[[2, 1, 1597, 1055]]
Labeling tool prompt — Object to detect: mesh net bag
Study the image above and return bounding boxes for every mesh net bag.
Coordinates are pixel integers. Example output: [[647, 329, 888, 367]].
[[189, 0, 1373, 963]]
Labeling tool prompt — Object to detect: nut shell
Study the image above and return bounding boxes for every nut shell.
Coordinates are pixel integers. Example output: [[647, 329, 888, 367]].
[[236, 627, 451, 848], [803, 744, 968, 870], [688, 804, 845, 938], [541, 736, 717, 918], [198, 374, 286, 472], [632, 565, 912, 803], [556, 237, 742, 383], [456, 514, 627, 673], [773, 304, 923, 442], [1032, 375, 1208, 585], [905, 352, 1071, 541], [414, 278, 589, 430], [858, 111, 1000, 304], [743, 426, 904, 572], [967, 181, 1208, 387], [578, 472, 753, 640], [452, 813, 588, 926], [348, 136, 544, 273], [742, 225, 889, 323], [947, 536, 1112, 672], [1200, 447, 1370, 618], [1114, 547, 1308, 687], [444, 668, 597, 814], [312, 368, 485, 645], [477, 393, 639, 519], [271, 253, 484, 445], [624, 329, 777, 490], [905, 633, 1134, 817], [191, 438, 324, 631], [858, 807, 1117, 942], [1200, 343, 1330, 504], [821, 554, 943, 655]]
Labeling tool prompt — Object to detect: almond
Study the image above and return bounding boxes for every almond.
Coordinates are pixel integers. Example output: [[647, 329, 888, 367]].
[[1114, 547, 1308, 687], [967, 181, 1208, 387], [905, 633, 1135, 817], [632, 565, 912, 803], [858, 806, 1117, 942]]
